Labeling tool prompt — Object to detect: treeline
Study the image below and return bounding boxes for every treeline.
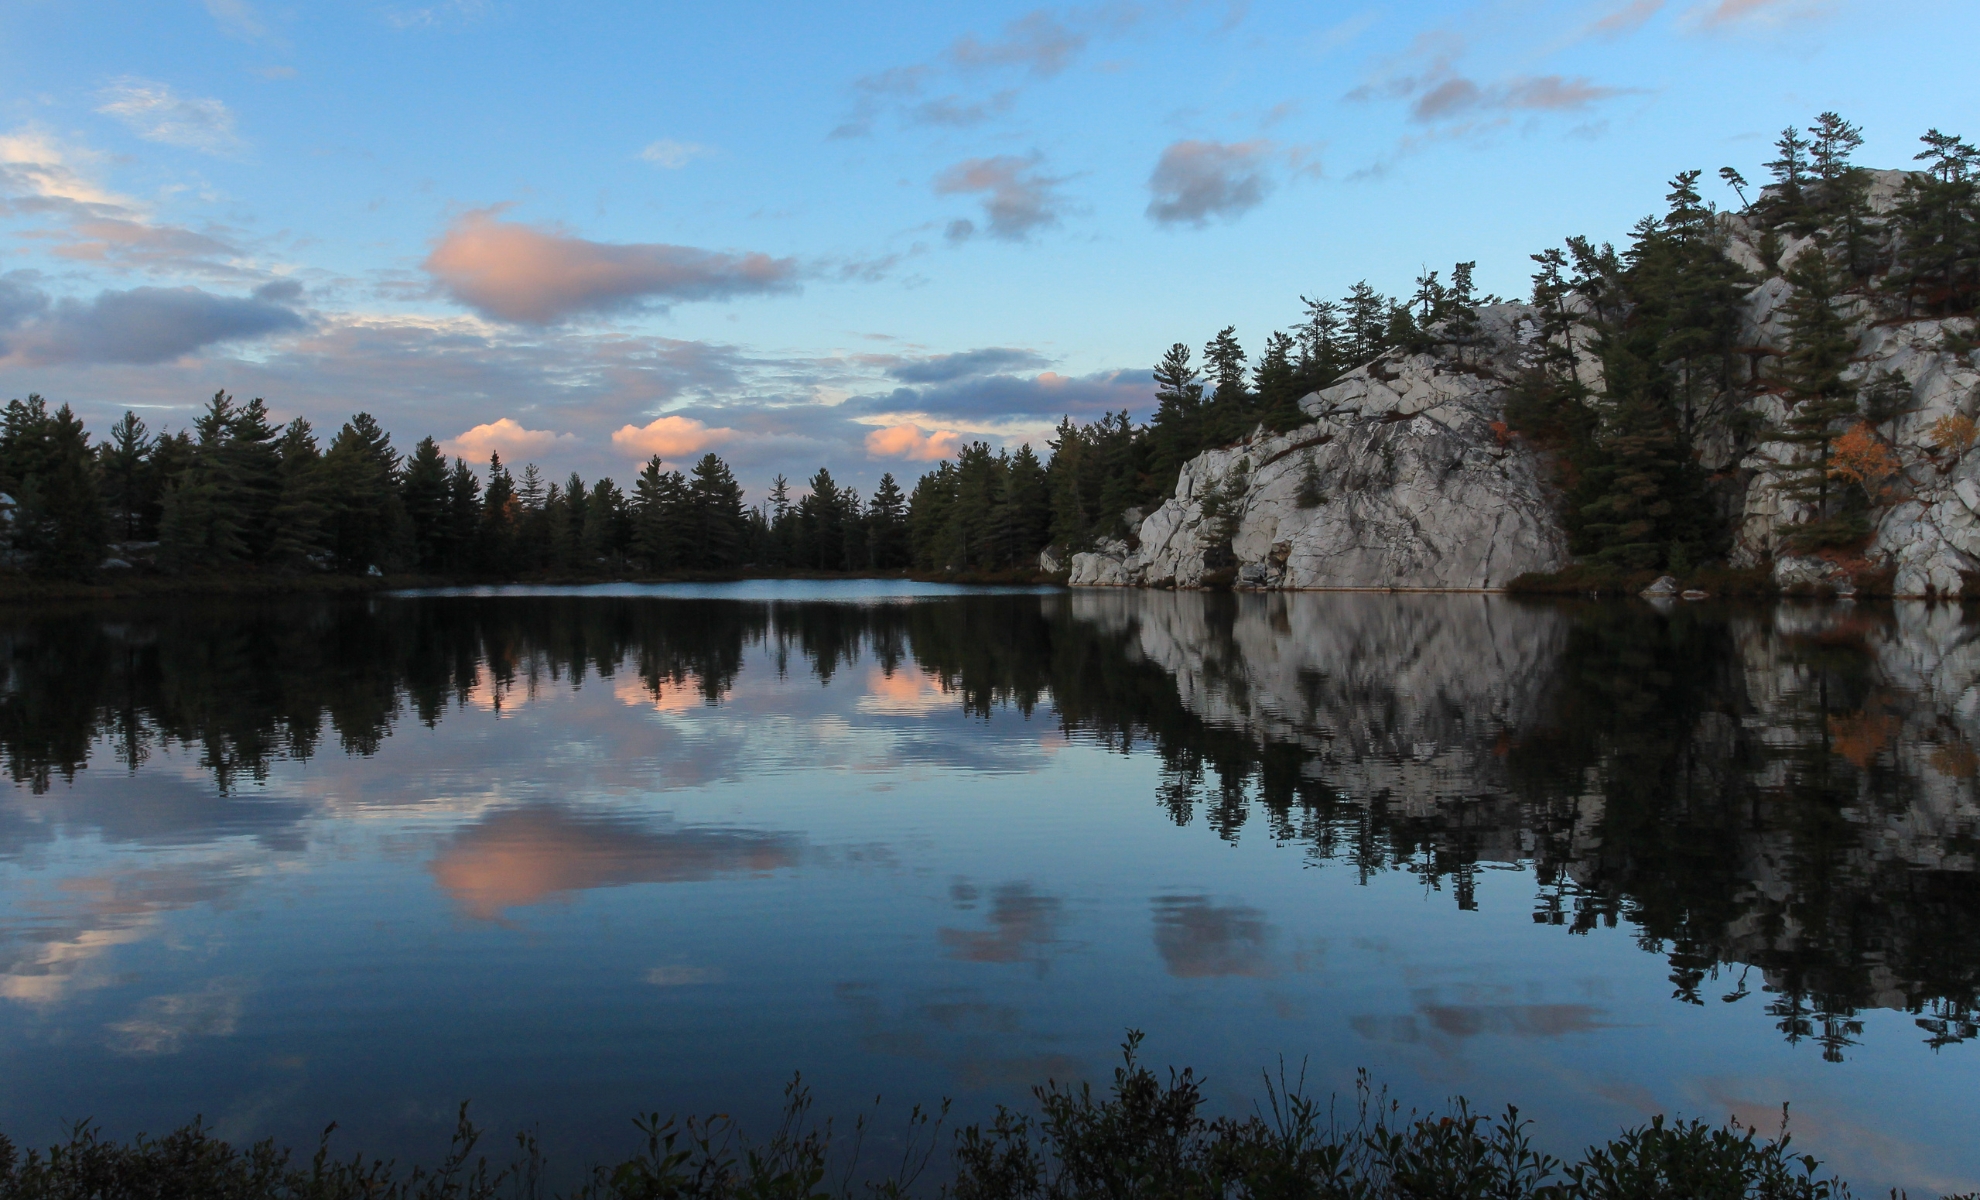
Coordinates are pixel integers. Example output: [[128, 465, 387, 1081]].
[[1505, 112, 1980, 567], [903, 112, 1980, 574], [904, 265, 1497, 571], [0, 392, 913, 578]]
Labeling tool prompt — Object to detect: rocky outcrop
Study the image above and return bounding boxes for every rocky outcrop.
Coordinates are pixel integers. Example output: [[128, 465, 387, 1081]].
[[1065, 165, 1980, 596], [1069, 304, 1570, 590]]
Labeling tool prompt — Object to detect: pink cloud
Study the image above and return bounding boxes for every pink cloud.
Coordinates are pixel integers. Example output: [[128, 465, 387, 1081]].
[[610, 414, 738, 460], [1694, 0, 1818, 26], [864, 423, 964, 462], [423, 211, 798, 325], [444, 417, 576, 462]]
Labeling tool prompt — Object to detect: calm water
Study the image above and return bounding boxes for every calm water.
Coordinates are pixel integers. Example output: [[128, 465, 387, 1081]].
[[2, 585, 1976, 1194]]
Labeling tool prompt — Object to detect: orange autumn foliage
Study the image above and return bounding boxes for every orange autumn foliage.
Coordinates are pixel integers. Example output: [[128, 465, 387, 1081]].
[[1929, 413, 1979, 456], [1828, 710, 1899, 768], [1931, 740, 1979, 779], [1827, 422, 1900, 496]]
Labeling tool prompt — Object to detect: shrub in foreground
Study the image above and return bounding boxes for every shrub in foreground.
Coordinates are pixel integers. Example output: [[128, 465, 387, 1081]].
[[0, 1035, 1962, 1200]]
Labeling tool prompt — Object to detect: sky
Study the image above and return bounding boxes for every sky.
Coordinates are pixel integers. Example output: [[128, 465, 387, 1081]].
[[0, 0, 1973, 499]]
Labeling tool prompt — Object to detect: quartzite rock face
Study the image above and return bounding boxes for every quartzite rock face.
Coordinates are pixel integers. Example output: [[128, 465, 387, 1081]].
[[1065, 175, 1980, 595], [1068, 304, 1570, 590]]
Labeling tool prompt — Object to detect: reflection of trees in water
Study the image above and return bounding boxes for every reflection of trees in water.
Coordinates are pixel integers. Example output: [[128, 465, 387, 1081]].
[[1, 593, 1977, 1054], [1061, 596, 1980, 1059]]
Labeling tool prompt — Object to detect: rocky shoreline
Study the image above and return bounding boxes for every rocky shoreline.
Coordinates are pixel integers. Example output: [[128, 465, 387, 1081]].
[[1060, 176, 1980, 598]]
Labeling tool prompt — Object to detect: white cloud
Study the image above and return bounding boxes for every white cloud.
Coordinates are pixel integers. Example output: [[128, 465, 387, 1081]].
[[864, 423, 964, 461], [639, 139, 712, 168], [611, 415, 739, 460], [96, 79, 244, 156], [0, 128, 136, 212], [444, 417, 578, 462]]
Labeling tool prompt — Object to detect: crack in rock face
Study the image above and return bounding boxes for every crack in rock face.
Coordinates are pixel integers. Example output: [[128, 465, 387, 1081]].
[[1069, 304, 1570, 590]]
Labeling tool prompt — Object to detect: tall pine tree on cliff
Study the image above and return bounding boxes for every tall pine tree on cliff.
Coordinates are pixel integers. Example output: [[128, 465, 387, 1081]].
[[1773, 245, 1865, 549]]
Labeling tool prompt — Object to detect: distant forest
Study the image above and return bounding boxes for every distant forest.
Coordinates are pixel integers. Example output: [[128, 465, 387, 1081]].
[[2, 112, 1974, 580]]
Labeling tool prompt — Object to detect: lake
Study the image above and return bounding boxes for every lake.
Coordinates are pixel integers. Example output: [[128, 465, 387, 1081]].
[[1, 584, 1975, 1195]]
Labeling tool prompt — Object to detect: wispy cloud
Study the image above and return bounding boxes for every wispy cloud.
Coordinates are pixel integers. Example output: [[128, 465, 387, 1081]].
[[638, 139, 712, 168], [933, 155, 1066, 242], [0, 276, 305, 365], [204, 0, 271, 42], [1689, 0, 1826, 28], [96, 79, 244, 156], [1587, 0, 1664, 37], [384, 0, 491, 30], [0, 128, 137, 215], [948, 10, 1089, 76], [1146, 138, 1275, 227], [1409, 74, 1629, 121], [423, 210, 800, 324], [1346, 26, 1638, 136]]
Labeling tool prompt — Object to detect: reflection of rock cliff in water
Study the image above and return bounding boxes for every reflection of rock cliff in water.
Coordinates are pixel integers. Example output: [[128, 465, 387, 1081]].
[[1061, 592, 1980, 1053], [1067, 590, 1568, 813]]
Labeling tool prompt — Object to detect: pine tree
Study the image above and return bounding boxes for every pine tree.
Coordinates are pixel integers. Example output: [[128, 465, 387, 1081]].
[[687, 454, 745, 568], [401, 437, 450, 570], [97, 411, 153, 542], [800, 467, 846, 569], [631, 456, 687, 571], [1147, 343, 1204, 494], [1293, 295, 1345, 392], [445, 457, 481, 572], [1764, 125, 1813, 233], [1201, 327, 1250, 442], [479, 452, 518, 573], [994, 444, 1052, 568], [321, 412, 405, 573], [0, 397, 107, 575], [1253, 331, 1303, 432], [1892, 129, 1980, 315], [1773, 245, 1865, 548], [582, 478, 626, 566], [866, 473, 909, 569], [270, 418, 331, 567], [1342, 282, 1388, 364], [1808, 112, 1874, 278]]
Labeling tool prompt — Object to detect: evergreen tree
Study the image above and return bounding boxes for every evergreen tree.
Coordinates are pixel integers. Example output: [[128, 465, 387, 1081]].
[[799, 467, 846, 569], [0, 396, 107, 575], [1201, 327, 1250, 441], [995, 444, 1052, 567], [631, 456, 688, 571], [1773, 246, 1865, 547], [1147, 343, 1204, 495], [401, 437, 451, 570], [97, 411, 153, 542], [1764, 125, 1813, 232], [479, 452, 518, 573], [582, 477, 627, 566], [1292, 296, 1345, 393], [686, 454, 745, 568], [1342, 282, 1389, 364], [1891, 129, 1980, 315], [1253, 331, 1303, 432], [270, 418, 331, 567], [866, 473, 909, 569], [445, 457, 482, 572], [321, 412, 404, 573]]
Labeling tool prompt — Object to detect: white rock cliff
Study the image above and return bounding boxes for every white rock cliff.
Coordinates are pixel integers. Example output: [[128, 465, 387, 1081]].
[[1069, 304, 1570, 590]]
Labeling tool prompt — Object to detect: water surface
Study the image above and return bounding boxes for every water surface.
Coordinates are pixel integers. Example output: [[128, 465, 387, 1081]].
[[1, 587, 1975, 1194]]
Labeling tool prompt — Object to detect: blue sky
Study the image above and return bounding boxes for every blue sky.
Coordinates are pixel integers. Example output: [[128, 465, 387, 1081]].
[[0, 0, 1971, 496]]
